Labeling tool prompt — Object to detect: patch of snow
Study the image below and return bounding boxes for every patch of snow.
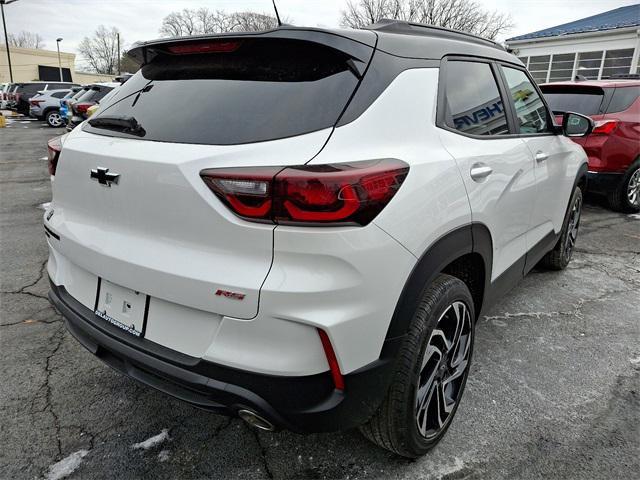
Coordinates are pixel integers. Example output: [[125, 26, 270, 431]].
[[39, 202, 51, 210], [434, 457, 465, 480], [628, 214, 640, 220], [45, 449, 89, 480], [40, 156, 48, 161], [158, 450, 170, 462], [630, 355, 640, 365], [132, 429, 170, 450]]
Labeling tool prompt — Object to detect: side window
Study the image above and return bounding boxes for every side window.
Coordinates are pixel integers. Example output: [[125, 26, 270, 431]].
[[606, 87, 640, 113], [501, 66, 550, 134], [52, 91, 68, 99], [442, 61, 509, 136]]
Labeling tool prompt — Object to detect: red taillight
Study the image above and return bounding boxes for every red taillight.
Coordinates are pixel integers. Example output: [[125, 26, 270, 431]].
[[47, 136, 62, 175], [75, 102, 93, 114], [591, 120, 619, 135], [317, 329, 344, 391], [167, 40, 242, 55], [30, 99, 44, 106], [200, 159, 409, 226]]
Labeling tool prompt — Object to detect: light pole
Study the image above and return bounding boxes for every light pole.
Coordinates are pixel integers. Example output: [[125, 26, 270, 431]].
[[1, 0, 19, 83], [56, 37, 63, 81]]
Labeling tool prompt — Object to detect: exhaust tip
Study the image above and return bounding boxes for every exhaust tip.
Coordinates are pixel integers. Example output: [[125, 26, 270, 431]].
[[238, 409, 275, 431]]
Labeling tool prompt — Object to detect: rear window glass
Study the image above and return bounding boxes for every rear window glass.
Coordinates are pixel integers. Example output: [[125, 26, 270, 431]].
[[84, 38, 361, 145], [606, 86, 639, 113], [540, 86, 604, 115], [75, 86, 113, 103]]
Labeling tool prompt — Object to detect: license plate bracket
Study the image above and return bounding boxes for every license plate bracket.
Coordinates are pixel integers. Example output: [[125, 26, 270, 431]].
[[94, 279, 149, 337]]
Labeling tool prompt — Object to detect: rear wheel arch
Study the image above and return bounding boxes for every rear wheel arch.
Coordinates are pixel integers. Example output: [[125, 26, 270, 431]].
[[385, 223, 493, 341]]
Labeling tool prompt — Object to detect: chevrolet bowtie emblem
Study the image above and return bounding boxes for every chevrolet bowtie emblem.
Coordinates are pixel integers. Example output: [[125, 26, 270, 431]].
[[90, 167, 120, 187]]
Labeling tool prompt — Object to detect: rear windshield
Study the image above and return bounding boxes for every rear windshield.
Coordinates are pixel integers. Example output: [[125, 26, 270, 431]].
[[75, 86, 113, 103], [84, 38, 361, 145], [540, 86, 604, 115], [606, 86, 639, 113]]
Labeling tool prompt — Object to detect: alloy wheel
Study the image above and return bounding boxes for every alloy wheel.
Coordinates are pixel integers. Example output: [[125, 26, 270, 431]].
[[48, 112, 63, 127], [415, 301, 472, 439], [628, 168, 640, 208], [563, 194, 582, 261]]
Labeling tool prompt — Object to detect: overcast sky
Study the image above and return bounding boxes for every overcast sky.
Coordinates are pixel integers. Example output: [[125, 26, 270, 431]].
[[3, 0, 638, 70]]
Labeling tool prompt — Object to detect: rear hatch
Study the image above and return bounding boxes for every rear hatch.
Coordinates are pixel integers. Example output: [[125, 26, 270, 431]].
[[50, 30, 375, 320], [540, 84, 608, 148]]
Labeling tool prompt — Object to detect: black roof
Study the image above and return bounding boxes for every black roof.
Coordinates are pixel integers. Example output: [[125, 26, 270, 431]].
[[128, 23, 520, 66]]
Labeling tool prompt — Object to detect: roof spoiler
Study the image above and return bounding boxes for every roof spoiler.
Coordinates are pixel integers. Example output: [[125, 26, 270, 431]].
[[126, 27, 376, 71]]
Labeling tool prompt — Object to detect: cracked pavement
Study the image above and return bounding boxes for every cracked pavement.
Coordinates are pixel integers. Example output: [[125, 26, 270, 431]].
[[1, 123, 639, 479]]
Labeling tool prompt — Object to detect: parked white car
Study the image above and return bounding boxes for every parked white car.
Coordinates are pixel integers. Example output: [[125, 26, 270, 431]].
[[45, 22, 591, 457]]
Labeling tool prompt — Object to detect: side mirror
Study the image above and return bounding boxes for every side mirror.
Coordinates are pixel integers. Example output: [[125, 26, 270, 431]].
[[562, 112, 594, 137]]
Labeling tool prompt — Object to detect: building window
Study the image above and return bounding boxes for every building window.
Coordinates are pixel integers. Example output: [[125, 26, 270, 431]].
[[602, 49, 634, 78], [528, 55, 551, 83], [576, 51, 603, 79], [549, 53, 575, 82]]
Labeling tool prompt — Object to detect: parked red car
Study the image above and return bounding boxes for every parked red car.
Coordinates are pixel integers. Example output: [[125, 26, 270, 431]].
[[541, 80, 640, 212]]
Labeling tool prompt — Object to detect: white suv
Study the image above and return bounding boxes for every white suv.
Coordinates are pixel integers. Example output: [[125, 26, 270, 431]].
[[46, 21, 591, 457]]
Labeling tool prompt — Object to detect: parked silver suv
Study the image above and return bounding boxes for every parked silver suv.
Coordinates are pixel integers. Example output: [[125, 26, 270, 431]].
[[29, 89, 72, 127]]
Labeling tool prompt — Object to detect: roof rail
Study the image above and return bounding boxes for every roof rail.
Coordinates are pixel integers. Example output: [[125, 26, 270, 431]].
[[366, 18, 505, 50]]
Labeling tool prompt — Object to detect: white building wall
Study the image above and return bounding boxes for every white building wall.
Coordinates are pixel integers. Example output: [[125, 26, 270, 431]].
[[507, 27, 639, 82]]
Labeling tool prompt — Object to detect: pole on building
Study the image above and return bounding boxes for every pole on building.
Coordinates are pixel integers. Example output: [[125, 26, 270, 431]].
[[117, 32, 120, 75], [1, 0, 17, 83], [56, 38, 63, 81]]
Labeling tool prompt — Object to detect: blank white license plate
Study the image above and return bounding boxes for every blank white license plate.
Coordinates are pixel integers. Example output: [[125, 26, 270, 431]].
[[94, 279, 148, 337]]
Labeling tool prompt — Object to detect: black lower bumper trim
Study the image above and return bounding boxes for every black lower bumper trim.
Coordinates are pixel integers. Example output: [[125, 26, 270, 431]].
[[49, 280, 400, 433], [586, 171, 624, 194]]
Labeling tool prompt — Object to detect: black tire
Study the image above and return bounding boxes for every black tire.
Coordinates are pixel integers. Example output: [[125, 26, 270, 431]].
[[360, 274, 475, 458], [45, 109, 64, 128], [540, 186, 583, 271], [607, 160, 640, 213]]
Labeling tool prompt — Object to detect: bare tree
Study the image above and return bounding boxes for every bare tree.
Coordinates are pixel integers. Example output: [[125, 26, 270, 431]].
[[78, 26, 121, 74], [159, 8, 279, 37], [8, 31, 45, 49], [340, 0, 512, 40]]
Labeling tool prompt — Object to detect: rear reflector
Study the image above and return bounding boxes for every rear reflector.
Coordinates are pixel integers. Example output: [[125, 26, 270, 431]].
[[200, 159, 409, 226], [591, 120, 619, 135], [317, 329, 344, 391], [166, 41, 242, 55], [47, 136, 63, 175]]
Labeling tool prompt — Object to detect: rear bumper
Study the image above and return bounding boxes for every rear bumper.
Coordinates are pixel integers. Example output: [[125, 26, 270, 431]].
[[586, 171, 624, 194], [49, 280, 400, 433]]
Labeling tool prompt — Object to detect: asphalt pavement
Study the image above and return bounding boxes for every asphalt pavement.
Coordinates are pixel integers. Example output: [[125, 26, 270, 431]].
[[1, 120, 639, 479]]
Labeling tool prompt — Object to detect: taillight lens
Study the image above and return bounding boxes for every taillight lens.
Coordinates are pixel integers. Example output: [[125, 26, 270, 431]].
[[75, 102, 93, 114], [30, 99, 44, 106], [47, 136, 63, 175], [200, 159, 409, 226], [591, 120, 619, 135]]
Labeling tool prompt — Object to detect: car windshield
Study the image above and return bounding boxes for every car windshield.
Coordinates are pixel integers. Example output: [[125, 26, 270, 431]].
[[540, 86, 605, 115], [85, 38, 361, 145]]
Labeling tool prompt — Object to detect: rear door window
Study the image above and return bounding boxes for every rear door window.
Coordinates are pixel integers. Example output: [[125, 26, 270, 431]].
[[441, 60, 509, 136], [500, 66, 549, 134], [85, 38, 363, 145], [606, 86, 640, 113], [540, 86, 605, 115]]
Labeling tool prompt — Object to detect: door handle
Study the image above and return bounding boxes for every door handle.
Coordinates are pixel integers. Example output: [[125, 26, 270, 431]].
[[470, 164, 493, 181], [535, 151, 548, 162]]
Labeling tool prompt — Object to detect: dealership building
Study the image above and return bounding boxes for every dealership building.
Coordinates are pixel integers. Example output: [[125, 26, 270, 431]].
[[506, 4, 640, 83], [0, 45, 113, 84]]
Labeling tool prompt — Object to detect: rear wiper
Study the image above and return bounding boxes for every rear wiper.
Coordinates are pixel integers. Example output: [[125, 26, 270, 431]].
[[88, 115, 146, 137]]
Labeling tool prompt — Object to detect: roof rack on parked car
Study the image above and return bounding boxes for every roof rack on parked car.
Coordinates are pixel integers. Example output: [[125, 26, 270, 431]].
[[366, 18, 505, 51], [601, 73, 640, 80]]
